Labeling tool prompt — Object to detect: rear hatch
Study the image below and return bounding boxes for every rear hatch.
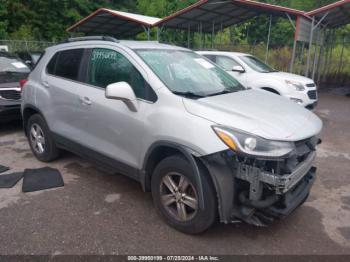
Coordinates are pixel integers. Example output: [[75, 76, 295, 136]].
[[0, 52, 30, 101]]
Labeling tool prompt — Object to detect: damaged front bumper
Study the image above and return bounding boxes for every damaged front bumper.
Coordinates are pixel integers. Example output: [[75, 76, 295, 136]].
[[236, 151, 316, 199], [200, 138, 318, 226]]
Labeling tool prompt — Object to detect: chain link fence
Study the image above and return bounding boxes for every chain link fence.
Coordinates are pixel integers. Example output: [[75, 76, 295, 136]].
[[0, 39, 56, 53], [1, 37, 348, 87], [165, 35, 349, 87]]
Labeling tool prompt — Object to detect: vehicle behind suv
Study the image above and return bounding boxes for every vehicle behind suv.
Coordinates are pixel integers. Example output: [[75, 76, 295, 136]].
[[198, 51, 318, 109], [0, 51, 30, 122], [22, 37, 322, 234]]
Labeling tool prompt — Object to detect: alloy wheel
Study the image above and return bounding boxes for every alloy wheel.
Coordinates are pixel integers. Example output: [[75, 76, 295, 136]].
[[29, 123, 46, 154], [160, 172, 198, 222]]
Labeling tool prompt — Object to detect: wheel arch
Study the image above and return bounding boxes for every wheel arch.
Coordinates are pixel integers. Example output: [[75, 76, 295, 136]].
[[141, 141, 209, 210], [22, 105, 46, 136], [260, 87, 281, 95]]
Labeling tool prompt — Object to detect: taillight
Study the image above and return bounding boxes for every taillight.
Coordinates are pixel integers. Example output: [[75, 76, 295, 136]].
[[19, 79, 28, 91]]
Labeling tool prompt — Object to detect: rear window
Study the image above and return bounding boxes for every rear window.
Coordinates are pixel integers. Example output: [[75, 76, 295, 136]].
[[46, 53, 58, 75], [32, 51, 45, 71], [47, 49, 84, 81]]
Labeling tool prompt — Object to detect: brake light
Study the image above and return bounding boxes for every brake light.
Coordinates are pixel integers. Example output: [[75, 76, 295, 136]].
[[19, 79, 28, 91]]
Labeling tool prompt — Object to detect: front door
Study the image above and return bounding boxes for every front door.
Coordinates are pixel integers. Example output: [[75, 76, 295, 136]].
[[74, 47, 153, 175]]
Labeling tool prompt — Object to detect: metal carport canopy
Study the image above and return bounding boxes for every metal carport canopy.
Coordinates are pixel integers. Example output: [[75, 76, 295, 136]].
[[306, 0, 350, 28], [66, 8, 161, 38], [154, 0, 305, 32]]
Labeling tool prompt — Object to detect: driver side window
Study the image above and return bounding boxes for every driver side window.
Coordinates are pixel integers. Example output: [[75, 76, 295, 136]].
[[215, 56, 240, 71], [88, 48, 147, 99]]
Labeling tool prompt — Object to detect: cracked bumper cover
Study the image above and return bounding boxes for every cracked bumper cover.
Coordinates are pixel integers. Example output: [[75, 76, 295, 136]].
[[200, 150, 317, 225]]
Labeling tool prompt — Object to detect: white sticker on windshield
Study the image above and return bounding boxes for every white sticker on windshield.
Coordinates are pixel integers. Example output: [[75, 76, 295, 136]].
[[12, 62, 27, 69], [194, 58, 214, 69]]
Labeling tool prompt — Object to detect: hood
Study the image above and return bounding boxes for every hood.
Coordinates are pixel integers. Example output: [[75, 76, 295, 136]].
[[183, 89, 322, 141], [268, 72, 314, 84]]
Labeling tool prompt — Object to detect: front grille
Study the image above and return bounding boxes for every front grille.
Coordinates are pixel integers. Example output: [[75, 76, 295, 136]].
[[306, 83, 316, 87], [307, 90, 317, 100], [0, 90, 21, 100]]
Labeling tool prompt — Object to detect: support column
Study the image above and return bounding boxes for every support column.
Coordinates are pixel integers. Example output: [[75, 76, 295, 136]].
[[312, 44, 320, 80], [337, 36, 346, 76], [199, 22, 203, 49], [305, 17, 315, 77], [305, 12, 329, 78], [265, 15, 272, 63], [290, 39, 297, 73], [157, 25, 165, 42], [211, 22, 215, 49], [143, 26, 151, 40], [288, 14, 297, 73], [323, 29, 335, 82], [187, 25, 191, 48], [316, 34, 326, 83], [219, 22, 223, 48], [299, 42, 305, 75]]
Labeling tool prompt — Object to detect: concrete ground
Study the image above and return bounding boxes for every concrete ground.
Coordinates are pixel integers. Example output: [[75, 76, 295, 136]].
[[0, 92, 349, 255]]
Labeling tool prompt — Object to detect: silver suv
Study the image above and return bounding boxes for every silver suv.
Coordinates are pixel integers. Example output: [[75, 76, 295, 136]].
[[22, 37, 322, 234]]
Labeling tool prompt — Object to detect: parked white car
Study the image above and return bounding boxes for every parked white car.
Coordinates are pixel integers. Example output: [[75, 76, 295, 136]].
[[198, 51, 318, 109]]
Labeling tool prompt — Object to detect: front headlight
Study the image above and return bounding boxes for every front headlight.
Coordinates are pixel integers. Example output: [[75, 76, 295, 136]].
[[212, 126, 295, 158], [285, 80, 305, 91]]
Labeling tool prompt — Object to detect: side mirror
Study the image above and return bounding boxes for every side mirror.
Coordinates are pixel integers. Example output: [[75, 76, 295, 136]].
[[105, 82, 139, 112], [25, 60, 32, 66], [232, 65, 245, 73]]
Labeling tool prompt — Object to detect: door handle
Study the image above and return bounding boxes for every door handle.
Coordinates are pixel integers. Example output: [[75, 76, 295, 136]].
[[79, 96, 92, 106]]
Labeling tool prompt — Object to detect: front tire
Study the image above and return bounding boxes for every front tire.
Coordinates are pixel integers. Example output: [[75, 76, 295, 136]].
[[151, 155, 217, 234], [26, 114, 60, 162]]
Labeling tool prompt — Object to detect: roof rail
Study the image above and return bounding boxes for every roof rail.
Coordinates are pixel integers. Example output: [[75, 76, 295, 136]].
[[66, 36, 119, 43]]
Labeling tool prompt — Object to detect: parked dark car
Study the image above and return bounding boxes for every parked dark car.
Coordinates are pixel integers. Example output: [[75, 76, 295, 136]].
[[16, 51, 42, 69], [0, 51, 30, 122]]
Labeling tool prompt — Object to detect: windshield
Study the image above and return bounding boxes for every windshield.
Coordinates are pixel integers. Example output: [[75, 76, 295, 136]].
[[136, 49, 244, 98], [240, 55, 276, 73]]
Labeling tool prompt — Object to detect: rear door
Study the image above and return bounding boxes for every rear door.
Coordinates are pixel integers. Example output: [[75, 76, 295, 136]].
[[42, 48, 87, 139], [73, 47, 155, 175]]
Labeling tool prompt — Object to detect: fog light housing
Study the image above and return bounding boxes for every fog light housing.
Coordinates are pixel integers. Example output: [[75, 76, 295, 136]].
[[290, 98, 303, 104]]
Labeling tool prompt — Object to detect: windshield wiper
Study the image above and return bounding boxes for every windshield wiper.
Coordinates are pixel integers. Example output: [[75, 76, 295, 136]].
[[172, 91, 204, 99], [206, 89, 233, 97]]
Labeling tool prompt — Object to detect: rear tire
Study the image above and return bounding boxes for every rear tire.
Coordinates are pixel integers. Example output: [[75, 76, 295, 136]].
[[151, 155, 217, 234], [26, 114, 60, 162]]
